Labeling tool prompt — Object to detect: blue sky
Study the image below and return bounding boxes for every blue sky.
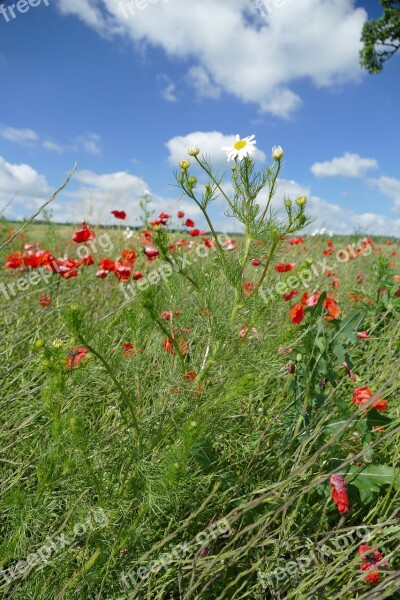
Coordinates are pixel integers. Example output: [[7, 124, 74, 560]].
[[0, 0, 399, 234]]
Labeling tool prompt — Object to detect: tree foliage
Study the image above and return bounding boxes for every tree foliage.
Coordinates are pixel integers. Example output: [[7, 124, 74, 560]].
[[360, 0, 400, 73]]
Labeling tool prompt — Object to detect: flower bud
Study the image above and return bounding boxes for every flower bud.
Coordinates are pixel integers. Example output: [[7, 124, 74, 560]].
[[180, 159, 191, 170], [284, 199, 292, 209], [272, 145, 284, 161], [188, 146, 200, 157], [295, 196, 307, 207], [188, 176, 197, 187]]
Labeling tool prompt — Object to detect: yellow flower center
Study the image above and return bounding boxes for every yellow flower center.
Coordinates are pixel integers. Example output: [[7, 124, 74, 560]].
[[234, 139, 247, 150]]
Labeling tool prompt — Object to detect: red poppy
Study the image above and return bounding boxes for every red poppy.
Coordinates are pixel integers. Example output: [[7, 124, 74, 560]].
[[251, 259, 261, 266], [111, 210, 127, 220], [114, 260, 133, 282], [329, 474, 349, 513], [283, 289, 298, 301], [99, 258, 115, 272], [356, 274, 364, 284], [39, 293, 51, 307], [323, 297, 340, 320], [159, 212, 170, 223], [81, 255, 94, 266], [162, 338, 174, 355], [289, 304, 305, 325], [244, 281, 257, 297], [223, 239, 237, 251], [5, 252, 23, 269], [323, 247, 334, 256], [353, 386, 388, 411], [96, 269, 109, 279], [177, 211, 185, 218], [185, 218, 195, 227], [57, 258, 80, 279], [72, 223, 95, 243], [301, 291, 321, 307], [288, 237, 304, 246], [144, 246, 159, 261], [66, 347, 88, 369], [133, 271, 143, 280], [185, 371, 197, 383], [189, 229, 200, 237], [203, 238, 213, 249], [151, 219, 163, 227], [275, 262, 295, 273], [122, 249, 136, 263], [122, 342, 135, 358], [359, 544, 389, 584], [23, 249, 52, 268], [161, 311, 181, 320]]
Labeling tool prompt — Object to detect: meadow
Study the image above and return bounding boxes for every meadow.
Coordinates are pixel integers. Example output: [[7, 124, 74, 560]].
[[1, 145, 400, 599]]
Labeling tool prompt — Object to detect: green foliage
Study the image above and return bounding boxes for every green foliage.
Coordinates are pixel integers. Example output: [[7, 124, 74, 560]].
[[360, 0, 400, 73]]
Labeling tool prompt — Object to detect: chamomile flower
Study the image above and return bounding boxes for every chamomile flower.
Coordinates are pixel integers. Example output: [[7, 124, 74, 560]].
[[123, 227, 134, 240], [222, 134, 257, 162]]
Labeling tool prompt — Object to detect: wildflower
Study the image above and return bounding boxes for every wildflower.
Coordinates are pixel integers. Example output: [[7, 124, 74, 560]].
[[189, 229, 200, 237], [288, 237, 304, 246], [52, 339, 63, 348], [272, 145, 284, 161], [144, 246, 159, 261], [81, 255, 94, 266], [301, 291, 321, 307], [114, 260, 133, 282], [244, 281, 257, 297], [180, 159, 191, 170], [222, 134, 257, 162], [185, 218, 195, 228], [72, 223, 95, 243], [329, 474, 349, 513], [57, 258, 80, 279], [275, 262, 295, 273], [122, 342, 135, 358], [323, 297, 341, 320], [295, 196, 307, 207], [251, 259, 261, 266], [39, 293, 51, 307], [356, 273, 364, 284], [239, 324, 259, 339], [66, 347, 88, 369], [289, 304, 305, 325], [111, 210, 127, 219], [283, 289, 298, 302], [123, 227, 134, 240], [359, 544, 389, 584], [96, 269, 109, 279], [177, 211, 185, 218], [161, 311, 181, 320], [162, 338, 174, 355], [121, 249, 136, 263], [188, 146, 200, 157], [99, 258, 115, 272], [353, 386, 388, 412], [5, 251, 23, 269]]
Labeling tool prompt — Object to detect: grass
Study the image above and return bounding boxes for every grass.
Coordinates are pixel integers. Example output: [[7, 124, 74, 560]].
[[0, 214, 399, 599]]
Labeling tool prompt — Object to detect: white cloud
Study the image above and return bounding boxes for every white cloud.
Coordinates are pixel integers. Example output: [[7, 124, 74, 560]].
[[1, 127, 40, 145], [73, 133, 102, 155], [186, 66, 221, 100], [53, 0, 367, 118], [157, 74, 177, 102], [311, 153, 379, 178], [0, 155, 52, 217], [43, 140, 64, 154], [166, 131, 267, 166], [369, 176, 400, 212], [0, 125, 101, 156]]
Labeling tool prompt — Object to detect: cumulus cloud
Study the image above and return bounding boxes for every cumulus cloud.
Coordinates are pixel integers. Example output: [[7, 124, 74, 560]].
[[369, 176, 400, 212], [166, 131, 267, 166], [311, 153, 379, 178], [0, 155, 52, 218], [53, 0, 367, 118], [186, 66, 221, 100]]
